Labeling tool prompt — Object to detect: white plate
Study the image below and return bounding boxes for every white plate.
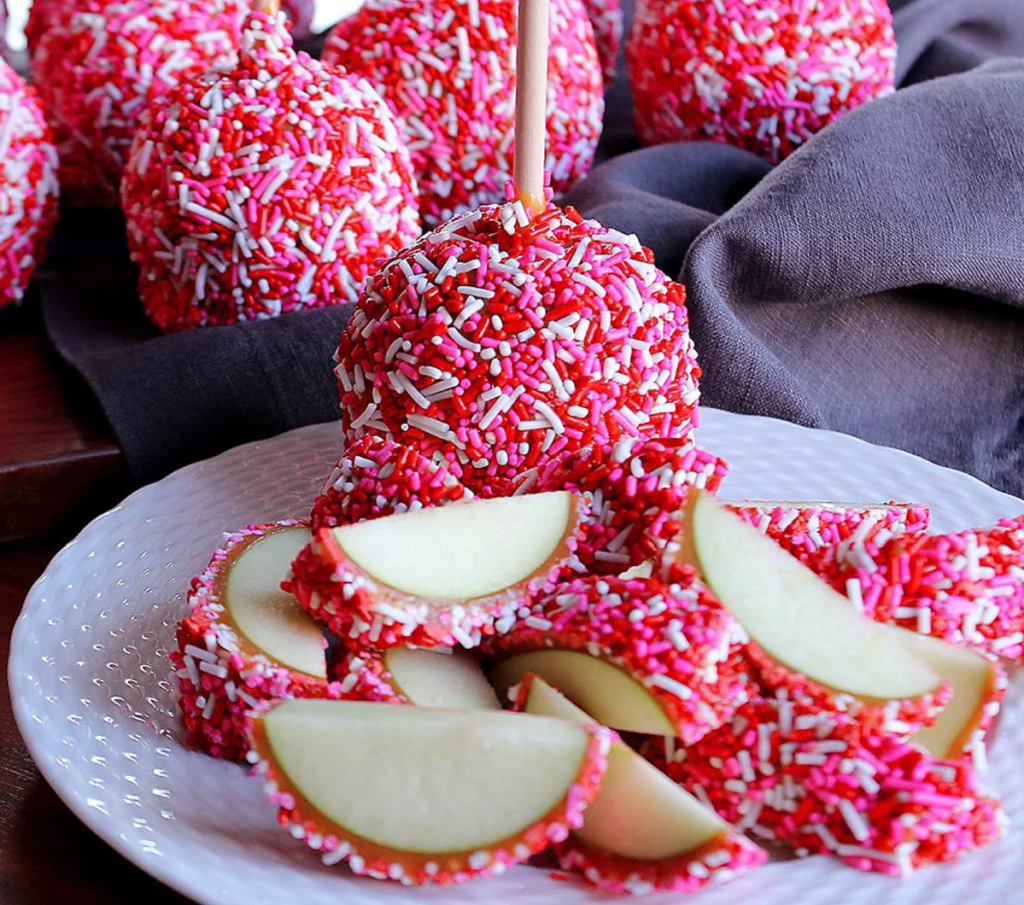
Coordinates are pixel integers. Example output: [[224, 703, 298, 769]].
[[10, 409, 1024, 905]]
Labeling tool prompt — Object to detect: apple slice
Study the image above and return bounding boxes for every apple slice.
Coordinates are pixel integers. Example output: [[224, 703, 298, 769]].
[[247, 700, 610, 885], [490, 649, 676, 736], [337, 647, 501, 709], [485, 574, 751, 743], [286, 491, 586, 650], [519, 676, 766, 893], [222, 527, 326, 677], [900, 634, 1006, 766], [173, 521, 339, 761], [728, 500, 929, 577], [677, 491, 948, 733]]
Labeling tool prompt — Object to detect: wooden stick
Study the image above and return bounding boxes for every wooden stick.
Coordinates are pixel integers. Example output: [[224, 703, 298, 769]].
[[254, 0, 282, 14], [514, 0, 549, 216]]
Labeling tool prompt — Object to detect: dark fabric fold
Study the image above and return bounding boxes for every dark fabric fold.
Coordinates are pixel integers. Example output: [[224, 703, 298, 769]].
[[40, 0, 1024, 495]]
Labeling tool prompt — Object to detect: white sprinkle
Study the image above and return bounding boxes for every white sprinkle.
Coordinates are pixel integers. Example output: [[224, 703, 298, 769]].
[[648, 673, 693, 700]]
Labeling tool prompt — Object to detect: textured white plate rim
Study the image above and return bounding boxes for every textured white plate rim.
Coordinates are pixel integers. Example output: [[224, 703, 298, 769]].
[[8, 408, 1024, 905]]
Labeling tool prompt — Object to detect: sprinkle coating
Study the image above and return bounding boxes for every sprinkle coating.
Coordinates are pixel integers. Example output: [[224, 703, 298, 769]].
[[554, 828, 766, 896], [582, 0, 624, 85], [834, 515, 1024, 664], [485, 574, 751, 744], [627, 0, 896, 163], [0, 59, 59, 308], [32, 0, 247, 205], [649, 691, 1006, 876], [310, 434, 473, 534], [122, 11, 420, 332], [335, 201, 700, 497], [520, 440, 727, 573], [322, 0, 604, 226], [730, 501, 930, 580], [741, 639, 952, 742]]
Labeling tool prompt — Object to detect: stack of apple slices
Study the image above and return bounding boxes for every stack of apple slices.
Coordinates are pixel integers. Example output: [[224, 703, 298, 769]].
[[174, 482, 1017, 894]]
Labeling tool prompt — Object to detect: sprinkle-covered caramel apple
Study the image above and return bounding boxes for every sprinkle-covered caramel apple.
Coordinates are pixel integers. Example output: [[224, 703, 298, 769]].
[[627, 0, 896, 163], [321, 0, 603, 226], [0, 58, 58, 309], [334, 200, 700, 498], [122, 5, 420, 331], [31, 0, 248, 205]]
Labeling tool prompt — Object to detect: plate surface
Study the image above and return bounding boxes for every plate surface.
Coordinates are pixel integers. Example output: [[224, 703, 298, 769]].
[[10, 409, 1024, 905]]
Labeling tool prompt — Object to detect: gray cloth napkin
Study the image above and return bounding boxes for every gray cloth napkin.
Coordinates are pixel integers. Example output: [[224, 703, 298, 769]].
[[41, 0, 1024, 495]]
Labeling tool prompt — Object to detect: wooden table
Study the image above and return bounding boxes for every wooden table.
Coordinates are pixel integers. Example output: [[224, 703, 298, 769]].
[[0, 303, 125, 543], [0, 308, 185, 901]]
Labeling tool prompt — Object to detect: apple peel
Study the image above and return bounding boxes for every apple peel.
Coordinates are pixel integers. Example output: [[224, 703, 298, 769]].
[[310, 434, 473, 533], [246, 700, 612, 886], [286, 493, 589, 650], [486, 574, 752, 744], [648, 691, 1006, 877], [172, 521, 342, 761]]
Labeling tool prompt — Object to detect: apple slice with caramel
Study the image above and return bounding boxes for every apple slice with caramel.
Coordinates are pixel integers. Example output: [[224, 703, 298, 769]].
[[172, 521, 341, 761], [518, 676, 766, 894], [246, 699, 610, 885], [221, 526, 327, 677], [677, 491, 950, 736], [337, 646, 501, 710], [900, 633, 1006, 766], [285, 491, 587, 650]]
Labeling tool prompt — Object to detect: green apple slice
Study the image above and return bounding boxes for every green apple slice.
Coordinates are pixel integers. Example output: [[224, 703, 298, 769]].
[[223, 526, 325, 678], [522, 677, 729, 860], [679, 491, 940, 701], [253, 700, 600, 854], [383, 648, 500, 710], [328, 491, 578, 600], [489, 649, 676, 736], [900, 633, 1000, 758]]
